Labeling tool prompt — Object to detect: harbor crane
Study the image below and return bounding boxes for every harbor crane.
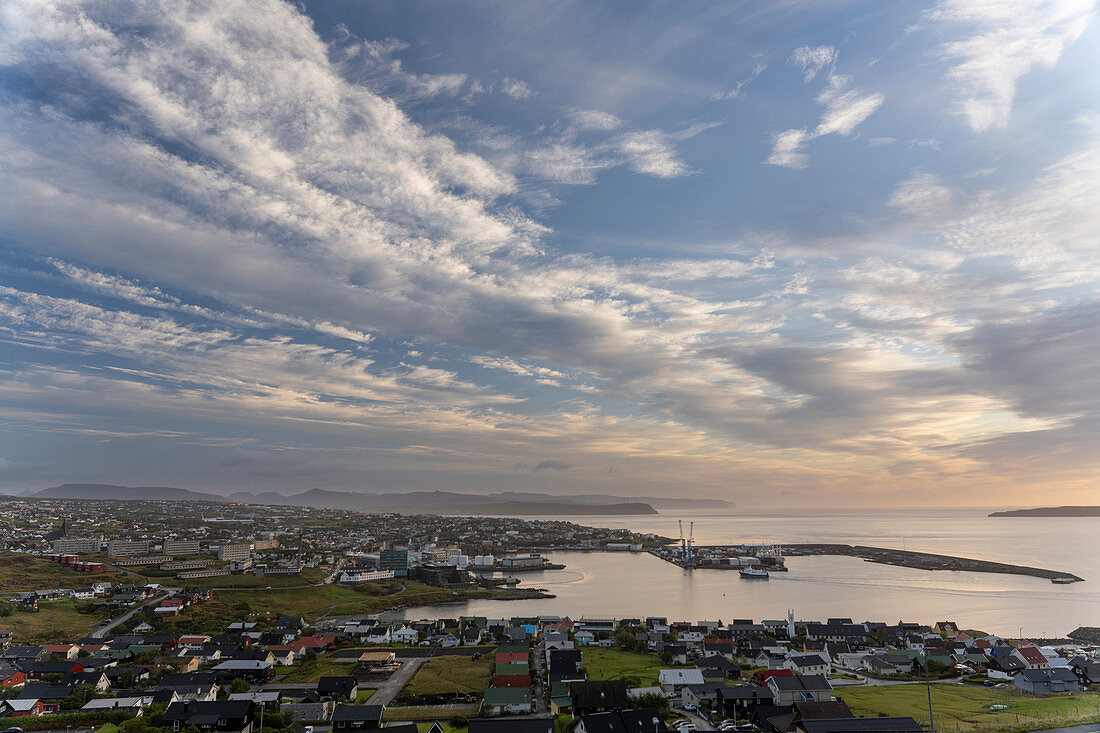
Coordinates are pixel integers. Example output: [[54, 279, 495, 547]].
[[677, 520, 696, 565]]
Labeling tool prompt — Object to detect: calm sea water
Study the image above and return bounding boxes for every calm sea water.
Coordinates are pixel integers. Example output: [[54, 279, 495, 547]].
[[381, 509, 1100, 637]]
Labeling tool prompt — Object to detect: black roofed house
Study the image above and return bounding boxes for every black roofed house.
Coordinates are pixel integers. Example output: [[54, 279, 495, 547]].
[[765, 700, 854, 733], [696, 655, 741, 681], [785, 654, 830, 676], [988, 654, 1026, 680], [657, 642, 688, 665], [1014, 668, 1082, 695], [1070, 656, 1100, 685], [212, 659, 274, 680], [683, 682, 739, 711], [548, 649, 583, 675], [575, 708, 672, 733], [18, 682, 74, 713], [0, 661, 26, 687], [2, 646, 48, 664], [162, 672, 219, 687], [717, 677, 770, 713], [164, 700, 255, 733], [767, 674, 833, 706], [65, 669, 111, 691], [276, 617, 304, 630], [570, 680, 629, 716], [317, 675, 359, 701], [330, 703, 384, 729]]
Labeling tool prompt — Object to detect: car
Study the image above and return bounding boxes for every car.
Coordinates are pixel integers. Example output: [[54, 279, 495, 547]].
[[303, 727, 313, 733], [983, 680, 996, 687], [675, 725, 696, 733], [3, 727, 25, 733]]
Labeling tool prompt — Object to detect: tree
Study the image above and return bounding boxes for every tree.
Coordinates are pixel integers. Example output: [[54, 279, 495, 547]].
[[631, 691, 669, 715], [659, 650, 673, 666], [448, 714, 469, 728], [230, 677, 251, 694], [0, 601, 12, 617]]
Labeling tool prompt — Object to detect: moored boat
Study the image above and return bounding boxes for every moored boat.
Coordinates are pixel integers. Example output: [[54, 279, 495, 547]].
[[739, 567, 769, 579]]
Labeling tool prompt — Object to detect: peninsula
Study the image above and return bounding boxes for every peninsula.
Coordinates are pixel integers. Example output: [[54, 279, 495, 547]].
[[989, 505, 1100, 517]]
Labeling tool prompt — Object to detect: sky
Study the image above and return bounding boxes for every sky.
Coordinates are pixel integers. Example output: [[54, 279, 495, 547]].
[[1, 0, 1099, 506]]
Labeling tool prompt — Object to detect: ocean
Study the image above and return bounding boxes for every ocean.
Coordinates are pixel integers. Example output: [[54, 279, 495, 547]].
[[379, 508, 1099, 637]]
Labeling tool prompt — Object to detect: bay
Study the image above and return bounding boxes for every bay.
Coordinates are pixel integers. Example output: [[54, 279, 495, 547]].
[[381, 508, 1100, 637]]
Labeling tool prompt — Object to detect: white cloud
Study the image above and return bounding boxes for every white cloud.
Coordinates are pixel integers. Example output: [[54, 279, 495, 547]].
[[567, 107, 624, 131], [888, 172, 954, 216], [789, 45, 837, 82], [927, 0, 1094, 131], [766, 73, 884, 168], [615, 130, 692, 178], [498, 77, 534, 100], [814, 75, 885, 136], [766, 129, 811, 168], [710, 63, 766, 101]]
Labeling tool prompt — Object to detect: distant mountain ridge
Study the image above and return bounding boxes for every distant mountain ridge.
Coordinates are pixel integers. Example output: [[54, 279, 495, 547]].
[[989, 506, 1100, 517], [6, 483, 738, 516]]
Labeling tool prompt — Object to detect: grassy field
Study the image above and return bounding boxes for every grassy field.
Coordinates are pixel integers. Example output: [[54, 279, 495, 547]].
[[278, 656, 356, 682], [3, 599, 106, 644], [165, 567, 329, 589], [839, 684, 1100, 732], [582, 647, 682, 687], [385, 705, 476, 725], [403, 655, 494, 696], [0, 552, 126, 590], [188, 580, 456, 621]]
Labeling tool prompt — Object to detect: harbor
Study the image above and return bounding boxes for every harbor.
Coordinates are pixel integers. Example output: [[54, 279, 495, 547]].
[[649, 537, 1084, 584]]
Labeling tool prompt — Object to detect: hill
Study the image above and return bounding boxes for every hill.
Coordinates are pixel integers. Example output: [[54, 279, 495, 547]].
[[22, 484, 659, 515]]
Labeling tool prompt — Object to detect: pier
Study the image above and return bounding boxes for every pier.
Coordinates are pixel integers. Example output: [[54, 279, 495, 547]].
[[652, 542, 1084, 583]]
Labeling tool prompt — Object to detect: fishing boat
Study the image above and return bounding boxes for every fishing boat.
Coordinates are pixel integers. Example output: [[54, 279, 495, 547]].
[[739, 567, 769, 579]]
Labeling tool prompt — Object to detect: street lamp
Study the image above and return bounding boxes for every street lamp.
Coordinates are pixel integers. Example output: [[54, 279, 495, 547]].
[[652, 716, 660, 732]]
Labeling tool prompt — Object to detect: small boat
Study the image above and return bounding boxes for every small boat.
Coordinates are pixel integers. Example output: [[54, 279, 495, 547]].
[[739, 567, 769, 579]]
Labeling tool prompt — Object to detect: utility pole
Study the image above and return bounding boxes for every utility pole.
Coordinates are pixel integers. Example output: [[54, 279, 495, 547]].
[[924, 651, 935, 732]]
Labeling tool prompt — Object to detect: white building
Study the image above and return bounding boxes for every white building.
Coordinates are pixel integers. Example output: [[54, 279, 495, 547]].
[[218, 543, 253, 562], [163, 539, 201, 555]]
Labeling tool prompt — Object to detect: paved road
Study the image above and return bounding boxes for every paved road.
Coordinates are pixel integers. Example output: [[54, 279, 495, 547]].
[[367, 657, 427, 707], [531, 636, 548, 714], [673, 704, 717, 730], [90, 589, 173, 639]]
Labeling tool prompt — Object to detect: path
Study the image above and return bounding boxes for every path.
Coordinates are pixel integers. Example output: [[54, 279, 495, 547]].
[[89, 589, 173, 639], [673, 704, 716, 731], [365, 657, 427, 706]]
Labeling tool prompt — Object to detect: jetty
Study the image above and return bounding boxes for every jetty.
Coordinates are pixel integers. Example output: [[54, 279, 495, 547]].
[[653, 542, 1084, 584]]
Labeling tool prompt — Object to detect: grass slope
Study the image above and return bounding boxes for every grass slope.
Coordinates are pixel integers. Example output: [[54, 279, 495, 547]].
[[839, 684, 1100, 732], [4, 599, 105, 644], [403, 654, 495, 696], [0, 553, 126, 590], [582, 647, 680, 688]]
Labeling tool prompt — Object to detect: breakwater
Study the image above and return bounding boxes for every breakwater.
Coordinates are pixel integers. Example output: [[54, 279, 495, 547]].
[[658, 543, 1084, 583]]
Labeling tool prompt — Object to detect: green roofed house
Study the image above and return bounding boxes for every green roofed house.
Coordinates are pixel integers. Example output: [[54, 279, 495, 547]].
[[495, 662, 529, 676], [549, 681, 573, 715], [461, 616, 488, 629], [497, 645, 530, 654], [481, 686, 533, 715]]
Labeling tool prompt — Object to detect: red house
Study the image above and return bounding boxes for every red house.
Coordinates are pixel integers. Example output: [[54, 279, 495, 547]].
[[0, 666, 27, 687], [752, 668, 793, 686], [0, 699, 44, 717]]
